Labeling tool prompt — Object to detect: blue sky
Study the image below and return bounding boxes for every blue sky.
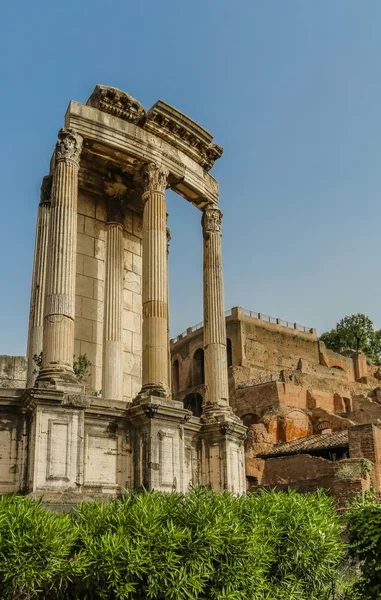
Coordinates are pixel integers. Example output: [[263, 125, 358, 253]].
[[1, 0, 381, 355]]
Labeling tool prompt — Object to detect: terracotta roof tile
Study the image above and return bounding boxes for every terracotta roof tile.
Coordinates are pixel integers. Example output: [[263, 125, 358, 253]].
[[257, 430, 349, 459]]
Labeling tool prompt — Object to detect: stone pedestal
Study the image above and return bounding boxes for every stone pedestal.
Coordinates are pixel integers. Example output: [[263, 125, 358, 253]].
[[200, 410, 246, 493], [128, 396, 193, 492], [26, 389, 85, 496], [103, 217, 124, 400], [38, 129, 83, 385], [26, 176, 51, 387], [140, 163, 170, 398]]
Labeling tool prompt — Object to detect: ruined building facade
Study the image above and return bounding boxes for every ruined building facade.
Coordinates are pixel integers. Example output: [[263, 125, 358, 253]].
[[0, 85, 246, 504], [171, 307, 381, 505]]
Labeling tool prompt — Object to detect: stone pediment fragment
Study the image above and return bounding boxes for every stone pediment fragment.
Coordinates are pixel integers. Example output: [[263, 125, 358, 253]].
[[145, 100, 223, 171], [86, 85, 146, 124]]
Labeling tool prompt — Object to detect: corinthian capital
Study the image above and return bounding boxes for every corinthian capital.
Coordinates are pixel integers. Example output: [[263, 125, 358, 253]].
[[55, 129, 83, 167], [202, 206, 222, 237], [143, 163, 169, 196]]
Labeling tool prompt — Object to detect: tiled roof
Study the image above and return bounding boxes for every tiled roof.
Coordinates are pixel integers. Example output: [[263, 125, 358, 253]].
[[257, 430, 349, 459]]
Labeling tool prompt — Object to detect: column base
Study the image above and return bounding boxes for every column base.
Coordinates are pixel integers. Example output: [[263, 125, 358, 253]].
[[134, 384, 170, 403], [200, 405, 247, 493], [128, 394, 193, 492], [36, 366, 82, 392]]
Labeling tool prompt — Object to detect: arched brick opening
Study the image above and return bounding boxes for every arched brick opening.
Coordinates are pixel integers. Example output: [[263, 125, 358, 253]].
[[193, 348, 205, 385], [172, 359, 180, 394], [226, 337, 233, 367]]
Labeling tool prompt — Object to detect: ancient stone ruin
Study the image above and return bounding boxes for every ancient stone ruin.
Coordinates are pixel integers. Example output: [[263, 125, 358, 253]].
[[3, 84, 381, 508], [0, 85, 246, 504]]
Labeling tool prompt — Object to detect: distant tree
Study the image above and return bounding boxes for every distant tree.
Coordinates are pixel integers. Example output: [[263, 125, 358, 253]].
[[320, 313, 381, 365]]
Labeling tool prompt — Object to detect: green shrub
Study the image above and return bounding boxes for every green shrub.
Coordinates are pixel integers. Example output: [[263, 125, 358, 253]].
[[0, 488, 344, 600], [345, 491, 381, 599], [0, 494, 77, 599]]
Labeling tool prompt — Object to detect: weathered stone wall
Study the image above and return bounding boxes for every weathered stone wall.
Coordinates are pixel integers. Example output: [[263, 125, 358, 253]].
[[74, 191, 142, 400], [0, 356, 27, 388]]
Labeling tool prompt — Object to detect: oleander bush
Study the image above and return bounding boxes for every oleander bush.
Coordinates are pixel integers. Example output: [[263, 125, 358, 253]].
[[345, 490, 381, 599], [0, 488, 344, 600]]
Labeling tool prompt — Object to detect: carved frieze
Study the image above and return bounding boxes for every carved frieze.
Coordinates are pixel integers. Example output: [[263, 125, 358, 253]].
[[145, 100, 223, 172], [55, 129, 83, 167], [86, 85, 146, 124]]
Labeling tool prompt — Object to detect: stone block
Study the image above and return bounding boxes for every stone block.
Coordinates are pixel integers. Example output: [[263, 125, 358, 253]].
[[94, 238, 105, 260], [123, 373, 132, 398], [123, 311, 141, 334], [123, 290, 133, 311], [133, 254, 142, 276], [82, 297, 103, 322], [77, 233, 95, 257], [124, 270, 141, 294], [124, 232, 141, 256], [132, 212, 143, 238], [131, 375, 141, 398], [93, 279, 104, 301], [78, 194, 95, 218], [132, 332, 142, 356], [124, 209, 133, 233], [75, 295, 82, 318], [77, 214, 85, 233], [76, 274, 94, 299], [124, 250, 133, 272], [83, 256, 105, 281], [123, 329, 133, 352], [76, 254, 84, 275], [132, 292, 142, 314], [95, 201, 107, 222], [85, 217, 106, 241], [75, 317, 93, 343], [92, 321, 103, 345]]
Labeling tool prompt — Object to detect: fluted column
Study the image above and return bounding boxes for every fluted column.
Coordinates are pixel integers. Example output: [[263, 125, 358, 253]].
[[166, 223, 171, 391], [140, 163, 169, 398], [38, 129, 83, 383], [103, 200, 124, 400], [26, 176, 52, 387], [202, 206, 229, 407]]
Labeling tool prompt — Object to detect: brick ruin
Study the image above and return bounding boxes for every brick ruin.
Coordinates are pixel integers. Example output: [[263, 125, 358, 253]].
[[171, 307, 381, 506]]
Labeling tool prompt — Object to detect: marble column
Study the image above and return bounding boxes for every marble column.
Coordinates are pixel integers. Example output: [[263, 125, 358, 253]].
[[202, 206, 229, 408], [102, 200, 124, 400], [26, 176, 52, 387], [140, 163, 169, 398], [38, 129, 83, 383]]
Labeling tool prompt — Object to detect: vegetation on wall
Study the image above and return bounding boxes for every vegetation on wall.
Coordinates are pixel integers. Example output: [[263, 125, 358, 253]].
[[0, 488, 343, 600], [320, 314, 381, 365], [32, 352, 92, 381]]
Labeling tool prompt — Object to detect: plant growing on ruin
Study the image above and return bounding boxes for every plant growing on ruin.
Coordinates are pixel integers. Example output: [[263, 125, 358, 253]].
[[32, 351, 43, 375], [320, 313, 381, 365], [73, 353, 92, 381]]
